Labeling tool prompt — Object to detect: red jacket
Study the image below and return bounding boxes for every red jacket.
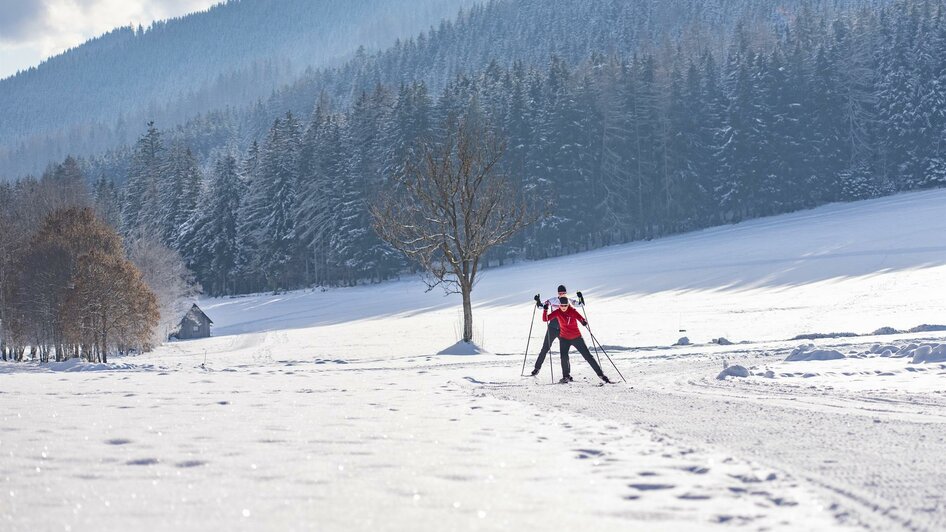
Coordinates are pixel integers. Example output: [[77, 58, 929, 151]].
[[543, 306, 586, 340]]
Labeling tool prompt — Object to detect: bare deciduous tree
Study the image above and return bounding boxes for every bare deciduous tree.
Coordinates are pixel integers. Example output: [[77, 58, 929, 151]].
[[126, 234, 201, 345], [3, 207, 161, 363], [371, 118, 535, 344], [62, 250, 159, 362]]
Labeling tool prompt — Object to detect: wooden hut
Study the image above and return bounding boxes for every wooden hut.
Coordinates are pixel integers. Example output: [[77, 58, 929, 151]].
[[174, 304, 213, 340]]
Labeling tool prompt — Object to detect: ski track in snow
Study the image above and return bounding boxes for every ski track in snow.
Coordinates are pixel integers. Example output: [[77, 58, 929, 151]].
[[483, 338, 946, 531], [3, 190, 946, 531]]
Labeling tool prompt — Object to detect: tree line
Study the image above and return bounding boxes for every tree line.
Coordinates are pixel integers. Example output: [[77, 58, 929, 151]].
[[7, 0, 945, 301], [0, 0, 477, 178], [3, 0, 876, 180], [90, 0, 946, 296], [0, 158, 198, 362]]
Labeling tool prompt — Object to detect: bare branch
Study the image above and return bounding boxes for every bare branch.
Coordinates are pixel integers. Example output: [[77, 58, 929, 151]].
[[371, 117, 538, 342]]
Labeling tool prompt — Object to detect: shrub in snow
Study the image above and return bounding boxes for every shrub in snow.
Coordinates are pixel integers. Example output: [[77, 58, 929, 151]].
[[674, 337, 690, 346], [871, 326, 900, 336], [714, 337, 734, 345], [785, 345, 845, 362], [908, 324, 946, 333], [716, 365, 749, 380], [792, 332, 858, 340], [838, 161, 879, 201], [910, 344, 946, 364], [919, 157, 946, 188]]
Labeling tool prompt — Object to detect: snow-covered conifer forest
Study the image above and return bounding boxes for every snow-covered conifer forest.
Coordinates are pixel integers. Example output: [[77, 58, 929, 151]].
[[4, 0, 946, 294], [1, 0, 945, 530]]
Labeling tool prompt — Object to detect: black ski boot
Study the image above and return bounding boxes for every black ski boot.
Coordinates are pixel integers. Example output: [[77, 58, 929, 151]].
[[559, 375, 573, 384], [600, 374, 612, 384], [529, 369, 539, 377]]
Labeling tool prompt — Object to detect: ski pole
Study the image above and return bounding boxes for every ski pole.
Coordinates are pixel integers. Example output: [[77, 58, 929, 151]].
[[549, 326, 555, 384], [576, 291, 601, 367], [586, 329, 627, 383], [520, 300, 538, 376]]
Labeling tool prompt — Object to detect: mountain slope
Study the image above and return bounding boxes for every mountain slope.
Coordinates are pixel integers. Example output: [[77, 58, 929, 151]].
[[0, 0, 886, 179], [0, 0, 475, 176], [200, 188, 946, 353]]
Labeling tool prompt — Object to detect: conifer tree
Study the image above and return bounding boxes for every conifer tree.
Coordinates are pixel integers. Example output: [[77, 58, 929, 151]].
[[122, 122, 164, 235]]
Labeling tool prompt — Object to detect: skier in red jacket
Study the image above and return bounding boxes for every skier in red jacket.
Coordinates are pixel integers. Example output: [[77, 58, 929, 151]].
[[543, 296, 611, 384], [529, 284, 582, 376]]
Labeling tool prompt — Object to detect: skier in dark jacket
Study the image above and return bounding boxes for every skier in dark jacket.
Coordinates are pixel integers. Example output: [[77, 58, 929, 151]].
[[543, 296, 610, 384], [530, 285, 582, 376]]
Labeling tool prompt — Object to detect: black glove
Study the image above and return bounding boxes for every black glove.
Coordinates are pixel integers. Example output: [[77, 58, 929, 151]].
[[534, 294, 542, 308], [576, 291, 585, 304], [581, 320, 588, 327], [543, 302, 549, 311]]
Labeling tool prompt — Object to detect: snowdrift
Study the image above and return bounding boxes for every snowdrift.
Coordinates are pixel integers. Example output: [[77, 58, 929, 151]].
[[436, 341, 491, 356]]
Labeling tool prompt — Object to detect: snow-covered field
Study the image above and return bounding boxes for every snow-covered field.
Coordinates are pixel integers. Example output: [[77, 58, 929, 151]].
[[3, 189, 946, 531]]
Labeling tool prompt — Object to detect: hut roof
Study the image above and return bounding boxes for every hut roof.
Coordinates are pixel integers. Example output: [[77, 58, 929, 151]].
[[181, 304, 213, 325]]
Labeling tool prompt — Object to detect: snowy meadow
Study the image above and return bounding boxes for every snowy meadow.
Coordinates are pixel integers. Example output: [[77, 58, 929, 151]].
[[3, 189, 946, 531]]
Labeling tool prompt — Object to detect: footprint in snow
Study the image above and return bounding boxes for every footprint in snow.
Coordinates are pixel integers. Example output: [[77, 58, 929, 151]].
[[628, 483, 675, 491], [770, 496, 798, 507], [575, 449, 604, 459], [105, 438, 132, 445], [126, 458, 159, 466], [730, 472, 777, 483]]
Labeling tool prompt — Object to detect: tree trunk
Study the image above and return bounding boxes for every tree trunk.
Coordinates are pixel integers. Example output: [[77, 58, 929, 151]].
[[461, 284, 473, 343]]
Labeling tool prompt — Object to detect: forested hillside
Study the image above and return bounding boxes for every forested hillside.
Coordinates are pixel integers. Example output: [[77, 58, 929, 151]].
[[0, 0, 475, 177], [5, 0, 946, 297]]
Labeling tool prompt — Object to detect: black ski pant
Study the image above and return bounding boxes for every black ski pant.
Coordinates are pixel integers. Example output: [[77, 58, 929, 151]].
[[560, 336, 604, 378], [532, 321, 560, 373]]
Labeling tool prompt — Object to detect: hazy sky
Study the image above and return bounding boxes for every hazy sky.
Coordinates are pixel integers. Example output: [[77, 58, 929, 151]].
[[0, 0, 220, 80]]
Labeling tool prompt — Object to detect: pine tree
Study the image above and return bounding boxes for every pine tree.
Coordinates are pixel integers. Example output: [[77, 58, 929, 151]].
[[181, 154, 244, 295], [840, 159, 879, 200], [757, 49, 789, 214], [295, 106, 348, 285], [342, 87, 402, 282], [238, 115, 302, 294], [160, 141, 203, 246], [913, 5, 946, 188], [122, 122, 164, 235], [663, 60, 705, 230], [717, 40, 767, 221], [93, 175, 121, 228], [258, 113, 301, 291], [629, 55, 662, 236], [698, 51, 727, 224], [875, 10, 918, 189], [234, 141, 262, 292], [386, 81, 433, 180]]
